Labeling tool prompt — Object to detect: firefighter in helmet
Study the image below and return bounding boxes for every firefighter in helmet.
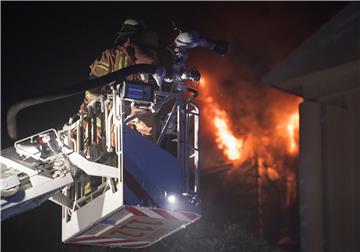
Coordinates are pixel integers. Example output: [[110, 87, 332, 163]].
[[80, 19, 159, 195], [80, 18, 159, 137]]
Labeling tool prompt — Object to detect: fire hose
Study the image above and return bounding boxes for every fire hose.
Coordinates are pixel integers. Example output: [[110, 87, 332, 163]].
[[6, 64, 202, 139], [7, 64, 158, 140]]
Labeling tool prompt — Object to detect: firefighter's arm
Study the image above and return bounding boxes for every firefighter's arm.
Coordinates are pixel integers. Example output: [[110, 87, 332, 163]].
[[90, 50, 112, 77], [80, 51, 112, 113]]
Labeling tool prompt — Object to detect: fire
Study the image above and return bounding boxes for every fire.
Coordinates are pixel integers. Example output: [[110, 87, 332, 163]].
[[213, 108, 243, 160], [287, 113, 299, 154], [199, 74, 302, 207], [201, 76, 300, 163], [193, 48, 303, 244], [200, 77, 244, 161]]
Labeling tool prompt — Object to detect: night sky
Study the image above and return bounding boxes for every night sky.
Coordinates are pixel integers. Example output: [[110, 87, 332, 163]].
[[1, 2, 346, 252]]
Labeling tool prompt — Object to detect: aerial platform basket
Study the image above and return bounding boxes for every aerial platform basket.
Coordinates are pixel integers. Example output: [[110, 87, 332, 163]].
[[62, 126, 201, 248], [1, 27, 228, 248], [1, 73, 201, 249]]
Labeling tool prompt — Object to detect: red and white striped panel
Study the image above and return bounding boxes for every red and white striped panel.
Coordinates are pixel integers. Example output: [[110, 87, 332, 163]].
[[67, 206, 201, 248], [70, 235, 149, 247], [126, 206, 200, 223]]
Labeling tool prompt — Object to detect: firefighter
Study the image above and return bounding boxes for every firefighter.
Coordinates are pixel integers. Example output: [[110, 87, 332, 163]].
[[80, 18, 159, 137], [89, 19, 158, 78], [80, 19, 159, 195]]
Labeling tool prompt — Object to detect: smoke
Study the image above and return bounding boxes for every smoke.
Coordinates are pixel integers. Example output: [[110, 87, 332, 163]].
[[184, 3, 343, 169]]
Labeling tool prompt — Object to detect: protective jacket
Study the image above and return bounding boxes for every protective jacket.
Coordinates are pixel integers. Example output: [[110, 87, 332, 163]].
[[90, 43, 155, 77], [81, 41, 157, 137]]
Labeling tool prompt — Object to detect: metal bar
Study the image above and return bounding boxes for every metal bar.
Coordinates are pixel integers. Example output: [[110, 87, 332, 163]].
[[90, 107, 96, 145], [177, 101, 188, 192], [105, 99, 113, 152], [106, 112, 113, 153], [113, 88, 119, 156], [112, 85, 124, 186], [99, 96, 105, 141], [104, 99, 109, 150], [69, 131, 77, 153], [190, 103, 200, 194], [153, 93, 176, 113], [184, 102, 190, 192], [78, 116, 84, 153], [156, 102, 178, 145], [117, 85, 124, 183], [73, 178, 78, 210]]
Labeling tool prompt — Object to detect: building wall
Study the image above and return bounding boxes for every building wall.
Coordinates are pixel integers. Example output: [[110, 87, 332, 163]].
[[299, 101, 324, 251], [323, 90, 360, 252], [300, 88, 360, 252]]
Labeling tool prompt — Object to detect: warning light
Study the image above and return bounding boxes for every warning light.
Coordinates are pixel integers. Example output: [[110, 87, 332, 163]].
[[167, 194, 177, 204]]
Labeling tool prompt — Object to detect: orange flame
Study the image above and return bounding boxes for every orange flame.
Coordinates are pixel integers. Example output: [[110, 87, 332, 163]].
[[201, 76, 301, 163], [213, 108, 244, 160], [286, 113, 299, 154], [199, 75, 302, 207], [201, 77, 244, 161]]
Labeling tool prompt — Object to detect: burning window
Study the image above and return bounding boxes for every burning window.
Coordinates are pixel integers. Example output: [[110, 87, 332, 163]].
[[198, 73, 302, 245]]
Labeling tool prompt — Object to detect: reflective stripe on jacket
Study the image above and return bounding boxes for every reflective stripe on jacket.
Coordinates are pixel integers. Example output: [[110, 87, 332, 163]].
[[90, 45, 130, 77], [85, 42, 156, 102]]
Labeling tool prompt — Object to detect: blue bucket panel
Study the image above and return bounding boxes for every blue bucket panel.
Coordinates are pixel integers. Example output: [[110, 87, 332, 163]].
[[123, 126, 183, 209]]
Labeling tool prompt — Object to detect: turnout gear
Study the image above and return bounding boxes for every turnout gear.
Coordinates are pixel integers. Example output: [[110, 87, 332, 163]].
[[81, 19, 158, 138], [89, 41, 156, 78]]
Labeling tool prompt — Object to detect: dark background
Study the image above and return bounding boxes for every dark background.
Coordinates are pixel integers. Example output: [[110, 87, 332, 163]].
[[1, 2, 346, 251]]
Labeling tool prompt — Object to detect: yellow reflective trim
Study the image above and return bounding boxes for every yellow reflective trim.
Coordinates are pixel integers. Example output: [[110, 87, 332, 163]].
[[85, 91, 99, 101], [124, 56, 128, 68], [118, 55, 124, 70], [96, 117, 101, 128], [98, 61, 109, 68], [84, 182, 92, 195], [97, 64, 109, 72]]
